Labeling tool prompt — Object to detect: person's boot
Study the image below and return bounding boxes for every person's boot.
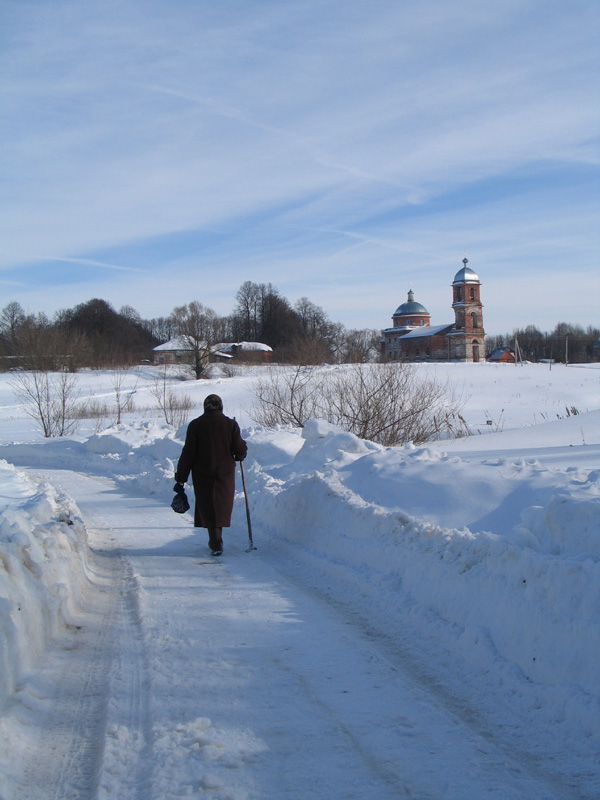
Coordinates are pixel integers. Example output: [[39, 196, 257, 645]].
[[208, 527, 219, 554], [213, 527, 223, 556], [208, 527, 223, 556]]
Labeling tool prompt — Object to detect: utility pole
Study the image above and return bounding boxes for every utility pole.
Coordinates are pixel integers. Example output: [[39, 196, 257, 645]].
[[565, 336, 569, 367], [514, 335, 523, 366]]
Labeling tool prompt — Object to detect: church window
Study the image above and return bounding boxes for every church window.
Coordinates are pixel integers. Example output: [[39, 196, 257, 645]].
[[471, 312, 478, 328], [470, 287, 475, 301]]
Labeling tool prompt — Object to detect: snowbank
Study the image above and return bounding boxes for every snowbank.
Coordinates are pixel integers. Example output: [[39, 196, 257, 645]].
[[249, 420, 600, 705], [0, 461, 92, 710]]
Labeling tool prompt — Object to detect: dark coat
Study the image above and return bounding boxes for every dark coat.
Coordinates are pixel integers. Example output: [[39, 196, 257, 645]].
[[175, 410, 247, 528]]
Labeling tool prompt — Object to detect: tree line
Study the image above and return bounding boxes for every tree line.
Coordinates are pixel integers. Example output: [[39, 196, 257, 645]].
[[0, 299, 158, 371], [485, 323, 599, 364], [2, 288, 597, 374], [0, 282, 381, 372]]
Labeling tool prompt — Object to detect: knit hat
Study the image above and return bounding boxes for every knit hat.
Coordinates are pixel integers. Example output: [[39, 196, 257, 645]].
[[204, 394, 223, 411]]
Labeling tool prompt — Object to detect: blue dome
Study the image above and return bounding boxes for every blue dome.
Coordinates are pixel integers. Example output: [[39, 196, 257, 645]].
[[394, 289, 428, 317], [395, 300, 429, 315]]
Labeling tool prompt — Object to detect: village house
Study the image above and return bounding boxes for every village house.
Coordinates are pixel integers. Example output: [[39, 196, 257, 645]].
[[211, 342, 273, 363], [152, 335, 205, 366], [487, 347, 516, 364], [153, 337, 273, 366], [381, 258, 486, 363]]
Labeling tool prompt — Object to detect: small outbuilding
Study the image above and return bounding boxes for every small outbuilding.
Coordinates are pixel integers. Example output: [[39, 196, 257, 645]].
[[487, 348, 516, 364]]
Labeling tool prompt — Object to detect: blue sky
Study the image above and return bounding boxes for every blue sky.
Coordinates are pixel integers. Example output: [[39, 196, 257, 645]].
[[1, 0, 598, 334]]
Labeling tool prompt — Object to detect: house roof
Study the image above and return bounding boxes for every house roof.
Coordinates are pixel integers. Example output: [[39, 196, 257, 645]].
[[153, 335, 204, 352], [212, 341, 273, 353], [395, 324, 454, 340], [488, 348, 515, 361]]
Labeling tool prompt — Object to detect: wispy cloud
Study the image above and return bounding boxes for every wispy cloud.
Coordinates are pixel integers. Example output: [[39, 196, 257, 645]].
[[41, 257, 141, 273], [0, 0, 598, 331]]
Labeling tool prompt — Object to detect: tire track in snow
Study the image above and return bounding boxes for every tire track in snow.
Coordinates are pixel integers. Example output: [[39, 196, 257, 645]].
[[14, 548, 120, 800], [97, 552, 154, 800], [17, 470, 155, 800], [262, 536, 588, 800]]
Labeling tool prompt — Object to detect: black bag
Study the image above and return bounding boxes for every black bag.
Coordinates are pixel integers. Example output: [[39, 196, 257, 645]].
[[171, 483, 190, 514]]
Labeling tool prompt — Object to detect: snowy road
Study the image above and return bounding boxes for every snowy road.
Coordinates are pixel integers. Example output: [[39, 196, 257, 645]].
[[6, 469, 583, 800]]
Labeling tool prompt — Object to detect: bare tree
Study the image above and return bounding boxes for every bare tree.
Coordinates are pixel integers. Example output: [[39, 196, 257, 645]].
[[337, 328, 381, 363], [10, 369, 81, 438], [171, 301, 224, 379], [230, 281, 304, 353], [119, 305, 141, 323], [146, 315, 176, 343], [231, 281, 262, 341], [151, 365, 194, 427], [289, 297, 339, 364], [294, 297, 335, 341], [0, 302, 26, 369], [326, 322, 348, 363], [285, 336, 334, 366], [0, 301, 26, 345], [12, 316, 83, 372], [257, 285, 302, 351], [112, 367, 138, 425]]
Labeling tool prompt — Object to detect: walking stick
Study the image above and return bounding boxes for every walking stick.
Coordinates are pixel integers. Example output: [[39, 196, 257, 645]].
[[239, 460, 257, 552]]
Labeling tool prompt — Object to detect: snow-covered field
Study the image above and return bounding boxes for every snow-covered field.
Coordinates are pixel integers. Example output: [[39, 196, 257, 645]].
[[0, 362, 598, 799]]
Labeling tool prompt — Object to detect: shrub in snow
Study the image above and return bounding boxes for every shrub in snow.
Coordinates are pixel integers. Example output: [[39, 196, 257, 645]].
[[252, 363, 469, 445]]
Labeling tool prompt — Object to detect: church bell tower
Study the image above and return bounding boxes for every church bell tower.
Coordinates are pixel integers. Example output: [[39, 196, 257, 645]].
[[451, 258, 485, 362]]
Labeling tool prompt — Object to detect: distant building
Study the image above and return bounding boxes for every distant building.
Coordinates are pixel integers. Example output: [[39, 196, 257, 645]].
[[211, 342, 273, 363], [381, 258, 485, 363], [154, 337, 273, 366], [487, 347, 515, 364], [153, 335, 206, 366]]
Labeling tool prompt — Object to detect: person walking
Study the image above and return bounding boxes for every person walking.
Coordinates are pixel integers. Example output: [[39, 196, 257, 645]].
[[175, 394, 247, 556]]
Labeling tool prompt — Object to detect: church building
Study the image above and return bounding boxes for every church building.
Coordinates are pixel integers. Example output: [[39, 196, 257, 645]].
[[381, 258, 485, 362]]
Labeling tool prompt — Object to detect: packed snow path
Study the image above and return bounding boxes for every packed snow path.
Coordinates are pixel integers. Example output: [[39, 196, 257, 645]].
[[9, 470, 586, 800]]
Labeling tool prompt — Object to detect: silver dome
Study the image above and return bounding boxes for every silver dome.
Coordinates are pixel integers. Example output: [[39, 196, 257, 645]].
[[452, 257, 479, 284]]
